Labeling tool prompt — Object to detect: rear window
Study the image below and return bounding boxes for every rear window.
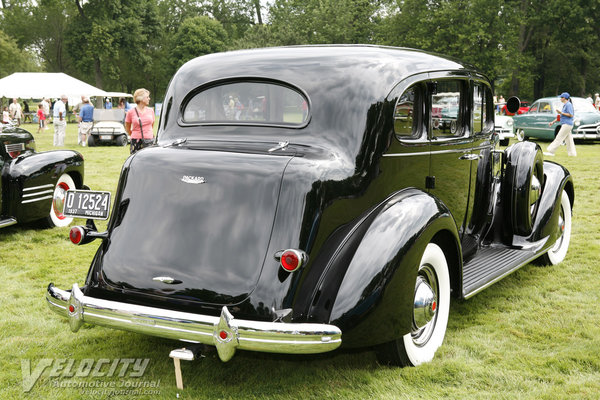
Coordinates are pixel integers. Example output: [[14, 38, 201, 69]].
[[182, 81, 309, 125]]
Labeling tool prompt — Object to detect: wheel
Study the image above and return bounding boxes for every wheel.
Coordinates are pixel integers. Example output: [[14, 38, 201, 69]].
[[45, 173, 76, 228], [116, 135, 127, 146], [537, 190, 571, 265], [504, 141, 543, 236], [516, 129, 527, 141], [87, 135, 96, 147], [376, 243, 451, 366], [499, 138, 509, 146]]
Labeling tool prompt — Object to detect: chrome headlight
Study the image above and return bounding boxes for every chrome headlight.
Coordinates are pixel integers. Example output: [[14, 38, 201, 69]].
[[574, 118, 581, 127], [506, 119, 513, 127]]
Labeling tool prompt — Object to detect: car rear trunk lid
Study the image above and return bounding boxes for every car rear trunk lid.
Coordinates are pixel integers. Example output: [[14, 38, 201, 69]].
[[98, 146, 293, 306]]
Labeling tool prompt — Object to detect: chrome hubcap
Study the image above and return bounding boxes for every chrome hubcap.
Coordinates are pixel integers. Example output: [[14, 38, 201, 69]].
[[52, 182, 69, 219], [411, 264, 439, 346], [413, 277, 437, 329], [529, 173, 541, 217]]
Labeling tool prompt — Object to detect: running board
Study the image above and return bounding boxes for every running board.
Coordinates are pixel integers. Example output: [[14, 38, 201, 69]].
[[462, 246, 540, 298], [0, 218, 17, 228]]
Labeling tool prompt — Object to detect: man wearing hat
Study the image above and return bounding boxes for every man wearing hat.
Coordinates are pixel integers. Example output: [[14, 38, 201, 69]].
[[546, 92, 576, 157]]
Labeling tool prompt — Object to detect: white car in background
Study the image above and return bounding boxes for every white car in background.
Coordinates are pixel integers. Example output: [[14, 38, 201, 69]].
[[88, 109, 129, 147], [495, 114, 514, 146]]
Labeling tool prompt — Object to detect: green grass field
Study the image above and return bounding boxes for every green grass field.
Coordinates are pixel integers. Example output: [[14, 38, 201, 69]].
[[1, 123, 599, 399]]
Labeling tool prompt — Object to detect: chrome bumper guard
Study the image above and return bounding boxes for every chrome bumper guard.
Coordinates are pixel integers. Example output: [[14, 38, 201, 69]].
[[47, 283, 342, 362]]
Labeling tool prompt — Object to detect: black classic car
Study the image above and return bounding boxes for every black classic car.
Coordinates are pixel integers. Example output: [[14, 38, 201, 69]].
[[1, 125, 84, 228], [47, 46, 573, 367]]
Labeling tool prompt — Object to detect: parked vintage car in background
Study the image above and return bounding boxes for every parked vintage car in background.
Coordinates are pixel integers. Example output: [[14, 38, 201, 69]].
[[88, 109, 129, 146], [0, 125, 84, 228], [494, 114, 514, 146], [47, 46, 573, 367], [502, 100, 530, 116], [513, 96, 600, 141]]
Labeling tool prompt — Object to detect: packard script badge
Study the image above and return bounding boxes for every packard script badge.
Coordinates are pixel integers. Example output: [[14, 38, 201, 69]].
[[181, 175, 206, 184]]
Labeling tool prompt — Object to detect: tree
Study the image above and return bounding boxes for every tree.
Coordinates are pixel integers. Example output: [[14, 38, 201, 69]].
[[0, 29, 38, 78], [66, 0, 160, 91], [171, 16, 228, 70], [267, 0, 383, 45]]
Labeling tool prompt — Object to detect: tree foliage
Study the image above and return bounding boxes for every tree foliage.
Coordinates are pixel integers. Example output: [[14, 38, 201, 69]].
[[0, 29, 38, 78], [1, 0, 600, 101], [171, 16, 228, 69]]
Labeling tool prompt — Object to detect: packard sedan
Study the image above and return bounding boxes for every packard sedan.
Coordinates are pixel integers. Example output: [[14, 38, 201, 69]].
[[47, 46, 573, 367], [0, 125, 84, 229], [513, 96, 600, 141]]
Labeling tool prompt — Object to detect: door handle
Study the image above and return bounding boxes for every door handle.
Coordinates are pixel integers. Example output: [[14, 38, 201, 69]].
[[459, 154, 480, 161]]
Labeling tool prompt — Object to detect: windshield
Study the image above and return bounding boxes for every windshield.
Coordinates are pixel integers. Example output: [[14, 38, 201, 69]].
[[182, 81, 309, 126]]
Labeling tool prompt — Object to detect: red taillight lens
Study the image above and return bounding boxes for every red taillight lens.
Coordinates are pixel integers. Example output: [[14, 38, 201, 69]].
[[8, 151, 21, 158], [279, 249, 309, 272], [69, 226, 84, 244], [281, 250, 299, 271]]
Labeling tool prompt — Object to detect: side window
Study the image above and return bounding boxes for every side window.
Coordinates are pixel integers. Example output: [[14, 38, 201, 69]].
[[529, 102, 540, 113], [393, 84, 424, 138], [540, 102, 552, 113], [432, 80, 463, 137]]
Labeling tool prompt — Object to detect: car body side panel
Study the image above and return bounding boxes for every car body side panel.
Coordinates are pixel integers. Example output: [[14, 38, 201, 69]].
[[328, 189, 459, 347]]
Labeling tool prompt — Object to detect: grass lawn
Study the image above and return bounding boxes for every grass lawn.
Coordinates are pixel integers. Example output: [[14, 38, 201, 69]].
[[1, 124, 599, 399]]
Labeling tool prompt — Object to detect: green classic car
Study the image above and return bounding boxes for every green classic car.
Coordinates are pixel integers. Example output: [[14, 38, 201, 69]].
[[513, 96, 600, 141]]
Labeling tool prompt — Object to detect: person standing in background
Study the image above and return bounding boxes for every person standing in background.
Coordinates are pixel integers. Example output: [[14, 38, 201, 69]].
[[594, 93, 600, 111], [125, 88, 154, 154], [9, 98, 23, 126], [546, 92, 576, 157], [41, 98, 50, 130], [53, 95, 68, 146], [36, 103, 45, 134], [23, 100, 31, 123], [78, 97, 94, 146]]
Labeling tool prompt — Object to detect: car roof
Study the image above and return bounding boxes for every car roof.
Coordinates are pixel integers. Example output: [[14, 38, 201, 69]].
[[168, 45, 479, 105]]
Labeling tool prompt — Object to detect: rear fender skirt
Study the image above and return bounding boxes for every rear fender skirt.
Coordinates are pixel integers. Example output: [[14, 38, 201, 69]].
[[311, 188, 460, 347]]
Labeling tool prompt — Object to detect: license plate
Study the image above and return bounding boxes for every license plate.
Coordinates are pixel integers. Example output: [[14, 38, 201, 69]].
[[63, 190, 111, 220], [100, 135, 112, 140]]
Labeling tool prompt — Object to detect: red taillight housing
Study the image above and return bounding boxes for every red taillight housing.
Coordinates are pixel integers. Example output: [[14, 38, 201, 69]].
[[69, 226, 85, 245], [278, 249, 308, 272]]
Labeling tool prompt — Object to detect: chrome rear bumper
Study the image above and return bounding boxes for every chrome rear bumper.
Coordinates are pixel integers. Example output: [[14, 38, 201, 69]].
[[46, 283, 342, 362]]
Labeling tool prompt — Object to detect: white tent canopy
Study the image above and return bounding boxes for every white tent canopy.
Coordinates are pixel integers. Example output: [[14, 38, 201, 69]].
[[0, 72, 109, 100]]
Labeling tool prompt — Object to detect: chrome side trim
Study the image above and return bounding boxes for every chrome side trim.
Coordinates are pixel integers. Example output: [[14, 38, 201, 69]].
[[23, 190, 54, 198], [22, 195, 53, 204], [23, 184, 54, 192], [384, 145, 490, 158], [46, 283, 342, 362]]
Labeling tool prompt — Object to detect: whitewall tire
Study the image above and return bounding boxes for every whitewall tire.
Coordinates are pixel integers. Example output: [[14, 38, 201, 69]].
[[376, 242, 451, 366], [539, 190, 571, 265]]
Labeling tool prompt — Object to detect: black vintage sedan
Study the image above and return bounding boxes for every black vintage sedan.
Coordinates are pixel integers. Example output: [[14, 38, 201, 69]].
[[1, 125, 84, 228], [47, 46, 573, 367]]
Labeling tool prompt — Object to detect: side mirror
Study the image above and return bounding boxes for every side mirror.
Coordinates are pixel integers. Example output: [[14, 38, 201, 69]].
[[506, 97, 521, 114]]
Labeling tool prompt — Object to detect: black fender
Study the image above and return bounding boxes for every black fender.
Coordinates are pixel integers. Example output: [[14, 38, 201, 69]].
[[5, 150, 84, 223], [504, 141, 544, 236], [525, 161, 574, 248], [320, 188, 460, 348]]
